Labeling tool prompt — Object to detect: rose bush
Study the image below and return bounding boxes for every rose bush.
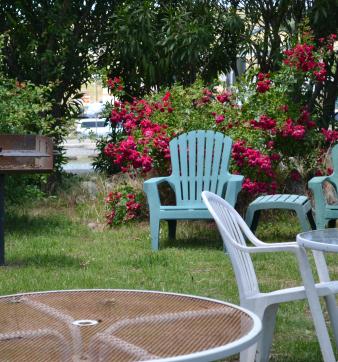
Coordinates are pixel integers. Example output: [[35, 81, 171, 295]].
[[105, 185, 148, 226], [102, 79, 174, 176]]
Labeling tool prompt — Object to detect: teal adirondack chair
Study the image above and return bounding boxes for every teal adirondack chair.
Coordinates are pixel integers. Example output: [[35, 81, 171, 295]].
[[143, 130, 244, 250], [309, 144, 338, 229]]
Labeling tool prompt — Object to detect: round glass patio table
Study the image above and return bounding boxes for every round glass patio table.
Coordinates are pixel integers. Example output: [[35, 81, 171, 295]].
[[297, 228, 338, 252], [0, 289, 261, 362]]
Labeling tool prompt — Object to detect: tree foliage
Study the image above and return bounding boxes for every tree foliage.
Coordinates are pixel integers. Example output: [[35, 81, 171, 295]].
[[0, 36, 52, 135], [0, 0, 121, 157], [101, 0, 244, 97], [0, 0, 335, 137], [0, 1, 120, 107]]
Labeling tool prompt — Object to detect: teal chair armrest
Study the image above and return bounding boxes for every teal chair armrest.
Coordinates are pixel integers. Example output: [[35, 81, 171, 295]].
[[308, 176, 329, 186], [144, 176, 173, 208], [308, 176, 328, 196], [308, 176, 329, 214], [225, 174, 244, 206]]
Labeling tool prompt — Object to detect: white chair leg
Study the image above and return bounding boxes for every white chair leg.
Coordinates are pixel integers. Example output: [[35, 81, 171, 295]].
[[256, 304, 279, 362], [240, 301, 261, 362], [240, 302, 278, 362], [239, 303, 262, 362], [240, 343, 257, 362]]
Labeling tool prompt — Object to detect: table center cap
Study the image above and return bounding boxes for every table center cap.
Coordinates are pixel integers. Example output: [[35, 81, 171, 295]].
[[72, 319, 98, 326]]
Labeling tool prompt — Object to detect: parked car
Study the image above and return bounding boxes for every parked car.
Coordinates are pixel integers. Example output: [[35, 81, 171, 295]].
[[76, 102, 111, 138]]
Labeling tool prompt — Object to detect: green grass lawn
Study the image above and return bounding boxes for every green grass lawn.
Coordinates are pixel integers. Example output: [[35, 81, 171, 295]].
[[1, 190, 337, 361]]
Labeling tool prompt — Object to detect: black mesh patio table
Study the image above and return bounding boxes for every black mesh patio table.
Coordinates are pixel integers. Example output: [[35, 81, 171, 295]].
[[0, 289, 261, 361]]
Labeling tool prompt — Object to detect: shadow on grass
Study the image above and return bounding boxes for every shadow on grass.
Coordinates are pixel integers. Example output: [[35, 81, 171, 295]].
[[157, 220, 223, 250], [5, 213, 71, 236], [164, 236, 223, 250], [7, 253, 82, 268]]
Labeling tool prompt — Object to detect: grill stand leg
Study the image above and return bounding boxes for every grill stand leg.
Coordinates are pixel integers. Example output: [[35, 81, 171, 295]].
[[0, 174, 4, 266]]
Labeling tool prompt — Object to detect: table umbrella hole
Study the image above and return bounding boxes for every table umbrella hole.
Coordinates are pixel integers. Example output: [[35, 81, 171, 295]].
[[72, 319, 99, 326]]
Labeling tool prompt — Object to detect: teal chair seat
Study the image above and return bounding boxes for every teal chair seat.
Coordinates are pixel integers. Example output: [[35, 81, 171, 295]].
[[159, 205, 212, 219], [309, 144, 338, 229], [144, 130, 244, 250]]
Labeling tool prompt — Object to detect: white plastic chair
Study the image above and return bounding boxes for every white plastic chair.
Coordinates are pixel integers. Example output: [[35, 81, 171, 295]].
[[201, 191, 338, 362]]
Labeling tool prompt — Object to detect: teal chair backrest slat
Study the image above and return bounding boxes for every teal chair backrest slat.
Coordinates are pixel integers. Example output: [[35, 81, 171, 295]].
[[170, 130, 232, 205], [187, 132, 197, 200], [330, 145, 338, 187]]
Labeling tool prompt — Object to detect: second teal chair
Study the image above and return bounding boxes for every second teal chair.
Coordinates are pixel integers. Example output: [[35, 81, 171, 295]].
[[144, 130, 244, 250], [309, 144, 338, 229]]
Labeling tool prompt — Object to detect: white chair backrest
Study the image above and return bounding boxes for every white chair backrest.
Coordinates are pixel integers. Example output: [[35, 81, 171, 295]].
[[202, 191, 260, 300]]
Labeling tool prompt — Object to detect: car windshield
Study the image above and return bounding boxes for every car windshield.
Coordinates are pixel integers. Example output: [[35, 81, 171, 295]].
[[81, 121, 106, 128]]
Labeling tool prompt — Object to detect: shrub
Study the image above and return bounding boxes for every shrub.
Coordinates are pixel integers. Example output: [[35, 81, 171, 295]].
[[105, 185, 148, 226], [101, 82, 174, 176]]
